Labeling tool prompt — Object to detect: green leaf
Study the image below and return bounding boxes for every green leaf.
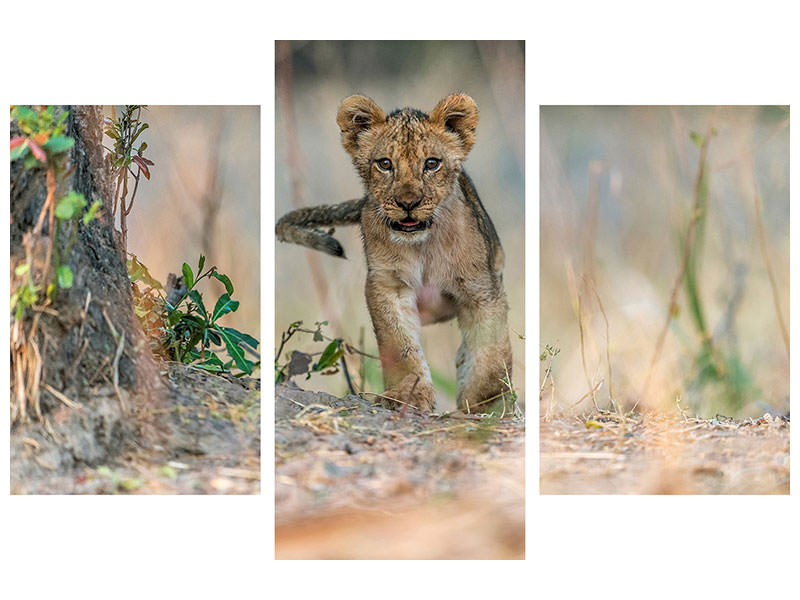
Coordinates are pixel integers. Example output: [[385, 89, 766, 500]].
[[179, 314, 206, 330], [166, 309, 183, 327], [200, 353, 225, 367], [42, 136, 75, 154], [12, 106, 37, 128], [14, 263, 30, 276], [55, 198, 76, 219], [211, 293, 239, 322], [197, 254, 205, 274], [217, 327, 253, 374], [182, 263, 194, 290], [189, 290, 207, 321], [689, 131, 703, 148], [221, 326, 258, 350], [195, 363, 225, 373], [130, 122, 149, 145], [57, 265, 73, 288], [120, 478, 142, 491], [10, 140, 29, 161], [24, 153, 38, 170], [55, 192, 86, 220], [314, 340, 344, 371], [157, 465, 177, 479], [211, 271, 234, 295], [83, 200, 102, 225]]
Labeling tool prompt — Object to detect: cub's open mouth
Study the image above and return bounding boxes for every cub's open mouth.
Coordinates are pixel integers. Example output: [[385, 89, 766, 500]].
[[389, 217, 432, 233]]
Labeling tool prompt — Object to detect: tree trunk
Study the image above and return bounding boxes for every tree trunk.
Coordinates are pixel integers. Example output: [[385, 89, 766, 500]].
[[10, 105, 159, 475]]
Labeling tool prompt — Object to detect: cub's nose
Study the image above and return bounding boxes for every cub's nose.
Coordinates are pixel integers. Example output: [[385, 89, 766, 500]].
[[396, 199, 421, 212]]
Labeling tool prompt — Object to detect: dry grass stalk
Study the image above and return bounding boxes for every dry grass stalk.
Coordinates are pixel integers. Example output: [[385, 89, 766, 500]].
[[291, 404, 354, 434], [28, 340, 43, 420], [567, 260, 598, 411], [112, 331, 127, 413], [36, 168, 59, 291], [360, 391, 420, 411], [42, 383, 82, 410], [748, 167, 789, 359], [640, 125, 713, 408], [587, 278, 617, 414], [570, 379, 604, 408]]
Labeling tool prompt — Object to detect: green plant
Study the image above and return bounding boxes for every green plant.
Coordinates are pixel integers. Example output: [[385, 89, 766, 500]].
[[10, 105, 73, 167], [275, 321, 340, 383], [682, 130, 753, 414], [104, 105, 155, 252], [129, 254, 259, 376], [274, 321, 377, 395], [9, 263, 40, 321]]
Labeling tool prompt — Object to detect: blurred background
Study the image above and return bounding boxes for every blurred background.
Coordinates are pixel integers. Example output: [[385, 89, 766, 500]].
[[540, 106, 789, 418], [275, 41, 525, 411], [117, 106, 260, 361]]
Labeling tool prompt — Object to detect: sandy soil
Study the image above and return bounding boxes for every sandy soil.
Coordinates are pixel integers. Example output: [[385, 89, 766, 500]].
[[540, 412, 789, 494], [275, 382, 525, 559], [10, 363, 260, 494]]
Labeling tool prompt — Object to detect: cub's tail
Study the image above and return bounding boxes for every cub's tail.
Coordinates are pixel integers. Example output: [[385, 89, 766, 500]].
[[275, 198, 365, 258]]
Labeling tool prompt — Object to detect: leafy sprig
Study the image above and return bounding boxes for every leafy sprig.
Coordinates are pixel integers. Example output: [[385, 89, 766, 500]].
[[129, 254, 259, 376], [10, 105, 73, 170], [10, 106, 102, 318], [103, 105, 155, 252]]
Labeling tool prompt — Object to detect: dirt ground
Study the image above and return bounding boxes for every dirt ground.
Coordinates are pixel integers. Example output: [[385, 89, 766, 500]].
[[10, 363, 260, 494], [275, 382, 525, 559], [540, 412, 789, 494]]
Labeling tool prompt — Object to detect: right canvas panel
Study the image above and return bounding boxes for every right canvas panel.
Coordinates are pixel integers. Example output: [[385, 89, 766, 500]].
[[539, 106, 789, 494]]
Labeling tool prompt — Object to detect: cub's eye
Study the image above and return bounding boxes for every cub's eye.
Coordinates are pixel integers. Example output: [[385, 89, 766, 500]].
[[424, 158, 441, 171], [375, 158, 393, 171]]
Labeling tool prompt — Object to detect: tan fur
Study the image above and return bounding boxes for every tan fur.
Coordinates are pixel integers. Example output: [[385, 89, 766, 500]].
[[278, 94, 511, 412]]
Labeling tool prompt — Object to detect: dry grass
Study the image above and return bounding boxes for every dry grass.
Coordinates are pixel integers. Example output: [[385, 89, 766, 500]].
[[541, 106, 789, 418]]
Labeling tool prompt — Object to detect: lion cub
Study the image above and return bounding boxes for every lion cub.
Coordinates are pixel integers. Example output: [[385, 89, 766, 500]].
[[277, 93, 512, 412]]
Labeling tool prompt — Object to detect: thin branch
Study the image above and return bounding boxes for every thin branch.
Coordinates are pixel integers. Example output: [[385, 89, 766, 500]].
[[340, 355, 357, 396]]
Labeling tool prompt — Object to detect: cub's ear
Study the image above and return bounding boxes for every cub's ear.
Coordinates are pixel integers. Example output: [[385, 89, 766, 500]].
[[336, 95, 386, 155], [430, 93, 479, 155]]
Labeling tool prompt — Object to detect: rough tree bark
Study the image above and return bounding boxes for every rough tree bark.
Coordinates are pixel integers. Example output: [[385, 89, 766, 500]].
[[10, 105, 159, 477]]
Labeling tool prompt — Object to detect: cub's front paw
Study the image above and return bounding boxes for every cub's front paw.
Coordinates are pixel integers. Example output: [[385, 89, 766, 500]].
[[383, 375, 435, 412]]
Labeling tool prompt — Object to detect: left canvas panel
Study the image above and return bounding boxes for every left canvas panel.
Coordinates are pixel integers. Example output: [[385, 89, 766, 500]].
[[10, 105, 260, 494]]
